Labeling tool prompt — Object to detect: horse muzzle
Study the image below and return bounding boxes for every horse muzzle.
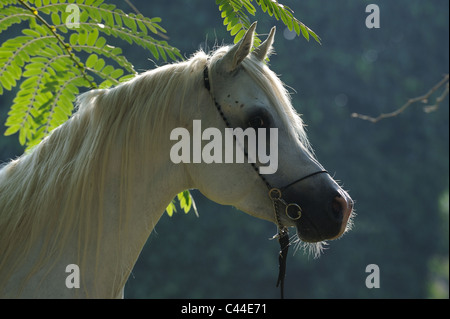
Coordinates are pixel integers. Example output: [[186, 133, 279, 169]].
[[283, 177, 354, 243]]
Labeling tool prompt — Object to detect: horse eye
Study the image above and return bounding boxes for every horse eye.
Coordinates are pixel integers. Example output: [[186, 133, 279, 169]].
[[248, 113, 272, 130], [248, 116, 265, 129]]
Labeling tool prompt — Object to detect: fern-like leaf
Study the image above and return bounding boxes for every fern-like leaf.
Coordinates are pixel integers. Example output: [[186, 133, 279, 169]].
[[0, 0, 182, 147], [216, 0, 321, 45]]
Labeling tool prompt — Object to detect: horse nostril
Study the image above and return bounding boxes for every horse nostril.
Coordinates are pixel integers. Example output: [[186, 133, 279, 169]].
[[331, 195, 345, 222]]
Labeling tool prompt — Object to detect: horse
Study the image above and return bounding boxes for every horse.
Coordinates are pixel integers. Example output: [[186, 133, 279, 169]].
[[0, 22, 353, 298]]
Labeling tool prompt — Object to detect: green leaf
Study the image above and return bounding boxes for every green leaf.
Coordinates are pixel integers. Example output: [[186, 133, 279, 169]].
[[242, 0, 256, 15], [51, 12, 60, 25], [114, 12, 123, 28], [22, 29, 41, 38], [19, 125, 26, 145], [230, 23, 242, 36], [69, 33, 78, 46], [158, 45, 167, 61], [78, 30, 87, 45], [166, 201, 176, 217], [148, 43, 159, 60], [85, 54, 98, 68], [87, 28, 99, 46], [93, 57, 105, 71], [1, 71, 14, 90], [299, 23, 310, 41], [177, 191, 188, 213], [23, 68, 44, 77], [293, 22, 300, 35], [4, 124, 21, 136], [95, 36, 106, 48], [136, 19, 148, 35], [109, 68, 123, 79], [122, 15, 137, 33], [101, 65, 114, 76], [234, 29, 246, 43]]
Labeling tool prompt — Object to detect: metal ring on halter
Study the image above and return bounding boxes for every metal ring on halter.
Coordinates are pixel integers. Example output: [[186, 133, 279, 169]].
[[270, 188, 302, 220], [285, 203, 302, 220], [269, 188, 282, 200]]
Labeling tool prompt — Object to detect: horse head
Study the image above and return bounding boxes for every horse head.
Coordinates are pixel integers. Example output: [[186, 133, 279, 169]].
[[187, 23, 354, 246]]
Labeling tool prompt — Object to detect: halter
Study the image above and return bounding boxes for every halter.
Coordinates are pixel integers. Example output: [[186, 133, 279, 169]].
[[203, 64, 328, 298]]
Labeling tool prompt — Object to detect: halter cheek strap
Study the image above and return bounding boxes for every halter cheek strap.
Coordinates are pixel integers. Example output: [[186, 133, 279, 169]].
[[203, 63, 328, 298]]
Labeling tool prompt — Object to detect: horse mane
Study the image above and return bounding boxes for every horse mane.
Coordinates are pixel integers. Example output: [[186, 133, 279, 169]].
[[0, 51, 208, 296], [0, 44, 312, 296]]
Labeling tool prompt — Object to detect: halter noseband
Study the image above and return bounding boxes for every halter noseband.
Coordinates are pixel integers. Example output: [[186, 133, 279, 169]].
[[203, 64, 328, 298]]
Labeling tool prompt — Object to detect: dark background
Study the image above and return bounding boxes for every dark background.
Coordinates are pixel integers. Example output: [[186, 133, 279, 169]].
[[1, 0, 448, 298]]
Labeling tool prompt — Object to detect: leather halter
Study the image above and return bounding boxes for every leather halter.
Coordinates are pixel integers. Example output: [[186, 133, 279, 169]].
[[203, 64, 328, 298]]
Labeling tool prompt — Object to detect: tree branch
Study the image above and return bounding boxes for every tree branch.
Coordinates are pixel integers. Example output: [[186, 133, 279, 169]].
[[351, 74, 449, 123], [124, 0, 169, 40]]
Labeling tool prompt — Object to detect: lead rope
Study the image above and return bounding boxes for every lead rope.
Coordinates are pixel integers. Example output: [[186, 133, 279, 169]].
[[276, 229, 290, 299], [268, 187, 292, 299], [271, 199, 290, 299]]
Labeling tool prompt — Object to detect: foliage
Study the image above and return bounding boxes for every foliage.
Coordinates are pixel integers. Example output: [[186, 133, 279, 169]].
[[0, 0, 181, 147], [166, 190, 197, 217], [216, 0, 320, 44]]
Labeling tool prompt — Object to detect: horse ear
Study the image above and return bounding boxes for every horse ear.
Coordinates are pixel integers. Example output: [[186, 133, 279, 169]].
[[219, 22, 257, 72], [253, 26, 276, 61]]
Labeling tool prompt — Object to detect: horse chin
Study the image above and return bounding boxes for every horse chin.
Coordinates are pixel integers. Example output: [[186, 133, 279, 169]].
[[291, 229, 328, 258], [294, 208, 355, 244], [294, 226, 325, 243]]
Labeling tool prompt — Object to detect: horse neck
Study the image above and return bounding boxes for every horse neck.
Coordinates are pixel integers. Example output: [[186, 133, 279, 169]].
[[66, 76, 201, 297], [90, 134, 185, 298]]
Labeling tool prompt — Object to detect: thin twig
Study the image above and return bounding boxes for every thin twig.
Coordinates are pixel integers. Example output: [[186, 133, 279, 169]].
[[351, 74, 449, 123], [124, 0, 169, 40]]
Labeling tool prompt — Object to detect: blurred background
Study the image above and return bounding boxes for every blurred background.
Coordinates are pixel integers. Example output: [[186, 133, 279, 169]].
[[1, 0, 448, 298]]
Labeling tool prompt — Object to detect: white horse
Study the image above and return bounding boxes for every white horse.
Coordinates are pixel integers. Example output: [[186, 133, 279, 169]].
[[0, 23, 353, 298]]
